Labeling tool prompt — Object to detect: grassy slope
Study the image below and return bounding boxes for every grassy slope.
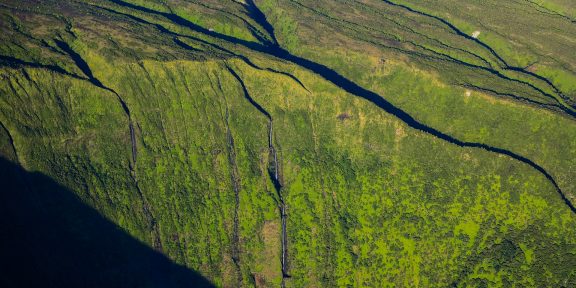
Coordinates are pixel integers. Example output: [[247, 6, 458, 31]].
[[0, 0, 575, 287], [394, 0, 576, 97], [262, 0, 576, 202]]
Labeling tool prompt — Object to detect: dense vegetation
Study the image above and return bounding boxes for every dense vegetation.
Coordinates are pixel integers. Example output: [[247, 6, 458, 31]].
[[1, 0, 575, 287]]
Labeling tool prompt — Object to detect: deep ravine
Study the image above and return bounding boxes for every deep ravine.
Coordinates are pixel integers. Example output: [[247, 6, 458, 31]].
[[245, 0, 279, 46], [225, 65, 291, 284]]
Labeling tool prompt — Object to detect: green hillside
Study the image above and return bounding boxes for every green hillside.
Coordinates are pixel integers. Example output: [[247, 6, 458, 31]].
[[1, 0, 575, 287]]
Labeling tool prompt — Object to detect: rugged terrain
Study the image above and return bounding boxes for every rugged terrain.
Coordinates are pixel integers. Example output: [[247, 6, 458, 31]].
[[1, 0, 576, 287]]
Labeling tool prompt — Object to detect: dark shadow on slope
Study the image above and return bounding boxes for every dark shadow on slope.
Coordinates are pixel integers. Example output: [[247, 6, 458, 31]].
[[0, 157, 215, 288], [244, 0, 278, 46], [0, 55, 86, 80]]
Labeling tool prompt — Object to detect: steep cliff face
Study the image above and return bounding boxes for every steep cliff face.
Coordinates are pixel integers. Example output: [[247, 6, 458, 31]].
[[1, 1, 576, 287]]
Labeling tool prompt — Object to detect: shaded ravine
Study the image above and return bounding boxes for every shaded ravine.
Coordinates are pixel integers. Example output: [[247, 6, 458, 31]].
[[108, 0, 576, 214], [53, 38, 163, 249], [225, 65, 291, 284], [188, 0, 273, 45], [381, 0, 575, 109], [245, 0, 279, 46]]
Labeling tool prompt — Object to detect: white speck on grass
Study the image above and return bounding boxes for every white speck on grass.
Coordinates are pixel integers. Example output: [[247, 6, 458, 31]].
[[472, 31, 481, 38]]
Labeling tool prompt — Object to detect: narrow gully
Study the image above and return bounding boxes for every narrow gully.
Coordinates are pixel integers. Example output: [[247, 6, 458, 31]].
[[245, 0, 279, 46], [268, 122, 289, 281], [54, 38, 162, 248], [225, 65, 291, 282], [458, 83, 562, 110], [174, 37, 309, 92], [525, 0, 576, 23], [190, 0, 272, 45]]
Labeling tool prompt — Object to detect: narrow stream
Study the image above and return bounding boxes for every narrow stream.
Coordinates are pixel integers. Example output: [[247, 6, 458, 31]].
[[268, 123, 289, 280]]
